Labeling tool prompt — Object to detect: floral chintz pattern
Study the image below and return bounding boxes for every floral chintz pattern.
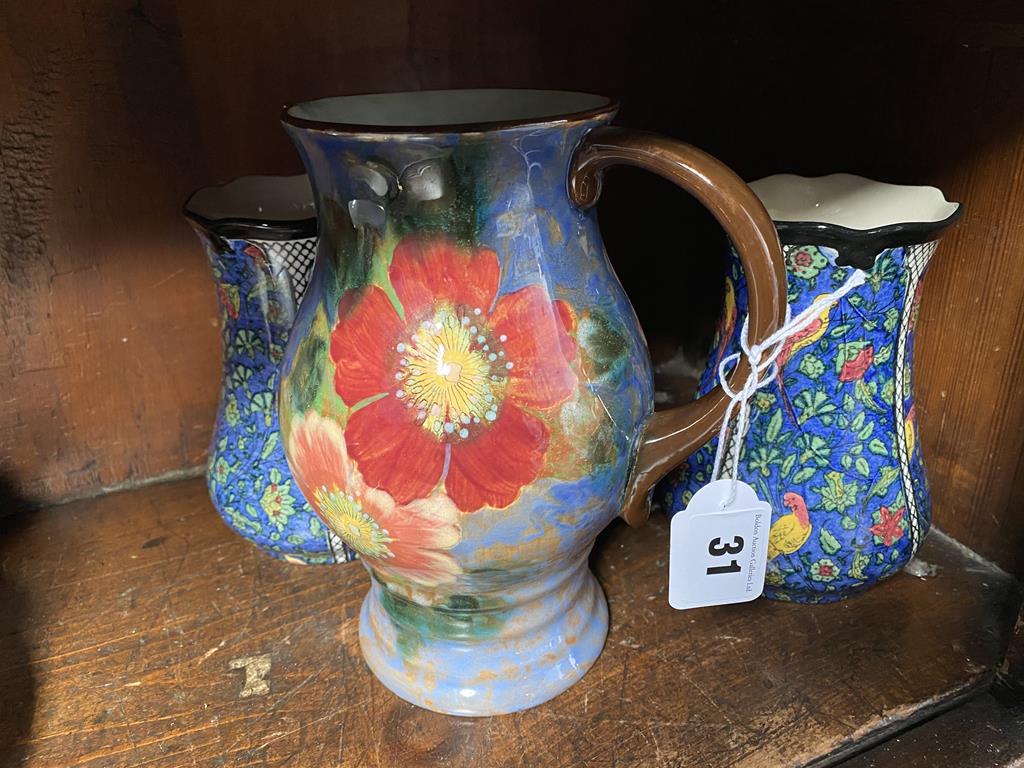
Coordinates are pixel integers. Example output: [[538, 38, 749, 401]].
[[198, 231, 354, 564], [660, 243, 937, 602]]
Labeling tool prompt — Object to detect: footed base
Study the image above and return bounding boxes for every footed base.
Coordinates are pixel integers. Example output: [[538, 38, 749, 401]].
[[359, 559, 608, 716]]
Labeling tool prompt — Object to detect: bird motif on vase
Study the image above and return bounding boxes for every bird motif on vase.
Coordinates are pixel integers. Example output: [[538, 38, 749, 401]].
[[768, 491, 812, 560], [777, 295, 838, 424]]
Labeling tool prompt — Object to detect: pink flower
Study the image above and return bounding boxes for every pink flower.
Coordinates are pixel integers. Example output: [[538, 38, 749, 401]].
[[839, 344, 874, 382], [870, 505, 905, 547], [287, 411, 461, 585]]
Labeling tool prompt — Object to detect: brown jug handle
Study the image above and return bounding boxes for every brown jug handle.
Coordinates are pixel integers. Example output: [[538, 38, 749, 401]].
[[569, 126, 787, 527]]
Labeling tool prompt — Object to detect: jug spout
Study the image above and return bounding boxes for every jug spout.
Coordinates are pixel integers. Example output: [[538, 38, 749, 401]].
[[282, 90, 619, 277]]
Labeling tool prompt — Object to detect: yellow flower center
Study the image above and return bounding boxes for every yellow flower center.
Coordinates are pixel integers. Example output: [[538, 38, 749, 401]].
[[313, 486, 393, 558], [394, 304, 512, 441]]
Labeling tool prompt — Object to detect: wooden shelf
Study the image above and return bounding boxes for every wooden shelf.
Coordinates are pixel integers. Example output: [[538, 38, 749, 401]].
[[0, 477, 1019, 767], [843, 694, 1024, 768]]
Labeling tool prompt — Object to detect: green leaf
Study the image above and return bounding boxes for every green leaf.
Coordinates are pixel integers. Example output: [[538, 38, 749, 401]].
[[849, 552, 870, 580], [869, 466, 901, 499], [309, 516, 323, 536], [840, 515, 857, 530], [843, 394, 856, 413], [798, 354, 826, 379], [814, 471, 862, 512], [858, 421, 875, 441], [841, 454, 853, 469], [766, 408, 783, 442], [883, 307, 900, 333], [819, 528, 842, 555], [850, 411, 865, 431], [794, 389, 838, 424], [829, 324, 852, 339], [868, 438, 889, 456], [792, 466, 817, 484], [874, 344, 893, 365], [855, 457, 871, 478], [260, 432, 280, 460], [880, 379, 896, 406], [780, 453, 796, 479], [798, 434, 832, 467]]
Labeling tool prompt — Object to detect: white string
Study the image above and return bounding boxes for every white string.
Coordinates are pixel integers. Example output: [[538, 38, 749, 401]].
[[711, 268, 867, 508]]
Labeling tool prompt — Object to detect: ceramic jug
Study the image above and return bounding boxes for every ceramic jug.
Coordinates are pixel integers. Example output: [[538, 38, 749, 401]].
[[660, 174, 961, 603], [278, 89, 788, 715], [185, 175, 355, 565]]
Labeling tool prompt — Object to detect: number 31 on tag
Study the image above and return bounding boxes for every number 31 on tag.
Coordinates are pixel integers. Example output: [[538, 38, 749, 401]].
[[668, 479, 771, 610]]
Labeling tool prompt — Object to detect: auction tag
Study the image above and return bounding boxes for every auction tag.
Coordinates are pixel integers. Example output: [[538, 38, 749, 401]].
[[668, 479, 771, 610]]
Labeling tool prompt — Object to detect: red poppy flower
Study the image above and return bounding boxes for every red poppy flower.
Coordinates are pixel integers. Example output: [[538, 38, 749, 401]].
[[869, 505, 905, 547], [329, 236, 577, 512], [288, 411, 461, 585], [839, 344, 874, 382]]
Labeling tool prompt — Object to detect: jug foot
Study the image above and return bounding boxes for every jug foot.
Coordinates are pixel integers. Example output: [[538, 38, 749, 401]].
[[358, 561, 608, 716]]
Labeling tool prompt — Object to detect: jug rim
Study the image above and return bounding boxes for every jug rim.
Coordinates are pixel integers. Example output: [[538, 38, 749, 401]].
[[281, 88, 618, 135], [183, 174, 317, 241]]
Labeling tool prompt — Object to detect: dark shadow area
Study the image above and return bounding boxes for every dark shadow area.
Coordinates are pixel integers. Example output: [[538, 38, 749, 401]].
[[0, 472, 39, 767]]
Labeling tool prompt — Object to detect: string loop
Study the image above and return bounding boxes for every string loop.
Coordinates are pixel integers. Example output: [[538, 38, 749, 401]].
[[711, 269, 867, 508]]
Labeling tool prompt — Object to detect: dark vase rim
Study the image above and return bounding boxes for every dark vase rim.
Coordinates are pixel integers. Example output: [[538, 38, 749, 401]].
[[183, 175, 318, 241], [772, 204, 963, 268], [280, 88, 619, 135]]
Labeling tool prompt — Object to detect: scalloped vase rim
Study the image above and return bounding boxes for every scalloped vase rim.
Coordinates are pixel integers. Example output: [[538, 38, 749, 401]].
[[183, 174, 317, 240], [750, 173, 962, 233]]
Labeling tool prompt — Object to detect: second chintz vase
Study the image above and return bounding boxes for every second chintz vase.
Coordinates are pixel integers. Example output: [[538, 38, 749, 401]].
[[660, 174, 962, 603]]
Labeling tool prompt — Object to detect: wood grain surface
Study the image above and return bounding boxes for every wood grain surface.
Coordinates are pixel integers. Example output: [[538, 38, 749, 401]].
[[2, 1, 1024, 577], [0, 477, 1018, 767]]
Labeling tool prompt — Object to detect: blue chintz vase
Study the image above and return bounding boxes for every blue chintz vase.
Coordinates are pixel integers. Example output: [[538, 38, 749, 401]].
[[185, 175, 354, 564], [660, 174, 961, 603]]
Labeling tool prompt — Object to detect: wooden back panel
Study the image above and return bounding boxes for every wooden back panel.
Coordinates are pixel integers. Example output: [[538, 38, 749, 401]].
[[2, 0, 1023, 573]]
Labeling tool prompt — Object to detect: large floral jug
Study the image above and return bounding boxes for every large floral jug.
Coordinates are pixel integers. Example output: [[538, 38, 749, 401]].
[[278, 90, 788, 714]]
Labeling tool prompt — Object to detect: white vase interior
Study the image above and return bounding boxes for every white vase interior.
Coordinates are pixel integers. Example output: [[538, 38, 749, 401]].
[[749, 174, 959, 230], [186, 174, 315, 222], [287, 89, 612, 128]]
